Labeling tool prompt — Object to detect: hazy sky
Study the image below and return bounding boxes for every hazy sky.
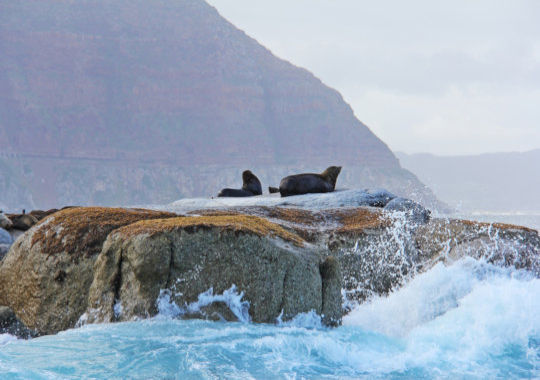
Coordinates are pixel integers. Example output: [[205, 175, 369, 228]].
[[206, 0, 540, 155]]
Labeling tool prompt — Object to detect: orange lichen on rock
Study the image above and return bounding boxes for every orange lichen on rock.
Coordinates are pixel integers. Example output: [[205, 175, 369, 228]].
[[187, 206, 389, 238], [31, 207, 177, 258], [187, 209, 242, 217], [457, 219, 536, 233], [191, 207, 322, 227], [334, 208, 390, 233], [259, 207, 322, 226], [116, 215, 305, 247]]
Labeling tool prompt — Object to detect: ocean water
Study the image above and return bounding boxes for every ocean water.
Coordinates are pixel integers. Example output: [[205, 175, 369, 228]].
[[1, 258, 538, 379]]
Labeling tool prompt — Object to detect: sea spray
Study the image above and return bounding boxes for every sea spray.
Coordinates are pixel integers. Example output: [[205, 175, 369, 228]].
[[340, 211, 419, 310], [156, 284, 251, 323], [340, 210, 539, 312]]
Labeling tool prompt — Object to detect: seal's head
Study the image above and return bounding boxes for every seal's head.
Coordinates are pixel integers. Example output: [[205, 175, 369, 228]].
[[320, 166, 342, 189], [242, 170, 254, 183], [242, 170, 262, 195]]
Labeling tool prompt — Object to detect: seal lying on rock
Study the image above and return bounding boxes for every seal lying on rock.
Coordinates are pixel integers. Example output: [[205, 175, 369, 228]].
[[217, 170, 263, 197], [270, 166, 342, 197]]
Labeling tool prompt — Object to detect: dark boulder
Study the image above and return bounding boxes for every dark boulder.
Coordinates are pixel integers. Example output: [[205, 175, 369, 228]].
[[384, 197, 431, 224], [0, 306, 36, 338], [6, 213, 39, 231]]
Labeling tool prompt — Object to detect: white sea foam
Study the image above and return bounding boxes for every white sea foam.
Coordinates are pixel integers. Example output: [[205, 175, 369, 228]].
[[156, 284, 251, 323], [0, 333, 17, 346], [344, 258, 539, 337], [275, 309, 323, 329], [343, 258, 540, 376]]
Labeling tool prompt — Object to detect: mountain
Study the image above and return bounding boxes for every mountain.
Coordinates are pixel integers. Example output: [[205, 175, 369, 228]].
[[396, 149, 540, 213], [0, 0, 439, 211]]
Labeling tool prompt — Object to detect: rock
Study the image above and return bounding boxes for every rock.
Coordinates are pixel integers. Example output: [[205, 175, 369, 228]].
[[413, 219, 540, 276], [362, 189, 397, 207], [6, 213, 39, 231], [0, 207, 177, 335], [0, 306, 36, 338], [86, 215, 325, 325], [28, 208, 61, 221], [320, 256, 342, 326], [0, 213, 13, 230], [0, 194, 538, 336], [384, 197, 431, 224], [0, 245, 9, 260]]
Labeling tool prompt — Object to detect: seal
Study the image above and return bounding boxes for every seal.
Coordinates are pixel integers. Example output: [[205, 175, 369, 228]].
[[217, 170, 263, 197], [241, 170, 262, 195], [276, 166, 342, 197], [217, 188, 254, 197]]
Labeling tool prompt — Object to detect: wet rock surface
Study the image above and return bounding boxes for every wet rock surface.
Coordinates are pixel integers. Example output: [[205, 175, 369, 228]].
[[0, 207, 176, 335], [0, 306, 36, 338]]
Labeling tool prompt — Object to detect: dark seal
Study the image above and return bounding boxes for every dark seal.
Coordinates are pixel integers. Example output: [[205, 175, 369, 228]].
[[277, 166, 342, 197], [217, 170, 262, 197]]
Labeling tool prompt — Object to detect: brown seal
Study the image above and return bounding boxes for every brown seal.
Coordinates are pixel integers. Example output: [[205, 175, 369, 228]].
[[276, 166, 342, 197], [217, 170, 263, 197]]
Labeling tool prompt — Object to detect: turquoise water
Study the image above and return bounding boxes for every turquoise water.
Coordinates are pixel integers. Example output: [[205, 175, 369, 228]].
[[1, 258, 539, 379]]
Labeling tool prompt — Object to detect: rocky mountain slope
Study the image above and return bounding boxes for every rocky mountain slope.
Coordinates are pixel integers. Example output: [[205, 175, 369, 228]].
[[0, 0, 439, 210]]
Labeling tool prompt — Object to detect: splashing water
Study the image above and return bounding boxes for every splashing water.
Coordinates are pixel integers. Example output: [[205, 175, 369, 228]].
[[1, 258, 538, 379], [156, 284, 251, 323]]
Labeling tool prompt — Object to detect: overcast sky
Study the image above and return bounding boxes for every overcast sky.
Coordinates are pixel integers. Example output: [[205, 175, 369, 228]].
[[206, 0, 540, 155]]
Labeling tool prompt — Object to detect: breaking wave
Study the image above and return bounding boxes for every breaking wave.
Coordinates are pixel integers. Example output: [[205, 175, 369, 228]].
[[1, 258, 538, 379]]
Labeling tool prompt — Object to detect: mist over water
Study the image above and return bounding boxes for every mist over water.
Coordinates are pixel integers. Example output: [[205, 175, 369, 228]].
[[1, 258, 538, 379]]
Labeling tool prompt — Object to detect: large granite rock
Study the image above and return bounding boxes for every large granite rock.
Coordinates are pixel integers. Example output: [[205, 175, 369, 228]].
[[0, 213, 13, 230], [384, 197, 431, 224], [0, 195, 538, 336], [0, 207, 176, 335], [86, 215, 327, 325]]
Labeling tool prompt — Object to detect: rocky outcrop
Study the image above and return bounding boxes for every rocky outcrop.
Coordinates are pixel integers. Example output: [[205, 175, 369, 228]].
[[0, 207, 176, 335], [0, 194, 538, 336], [87, 216, 323, 325], [413, 219, 540, 276], [384, 197, 431, 224], [5, 213, 38, 231], [0, 213, 13, 230]]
